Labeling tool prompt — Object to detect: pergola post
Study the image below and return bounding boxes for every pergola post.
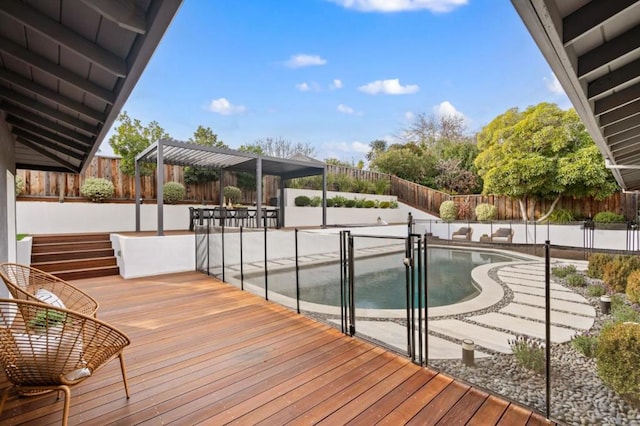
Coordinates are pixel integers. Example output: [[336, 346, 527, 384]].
[[135, 159, 141, 232], [156, 139, 164, 236], [218, 168, 224, 206], [278, 177, 285, 228], [256, 158, 263, 227], [322, 167, 327, 228]]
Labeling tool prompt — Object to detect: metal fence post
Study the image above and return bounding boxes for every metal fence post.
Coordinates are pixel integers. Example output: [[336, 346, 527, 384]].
[[295, 229, 300, 314], [545, 240, 551, 419]]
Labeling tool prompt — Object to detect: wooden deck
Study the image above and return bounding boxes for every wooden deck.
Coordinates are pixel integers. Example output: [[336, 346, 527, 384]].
[[0, 272, 552, 425]]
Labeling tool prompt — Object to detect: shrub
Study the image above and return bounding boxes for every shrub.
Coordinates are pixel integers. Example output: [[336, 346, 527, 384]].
[[602, 255, 640, 293], [374, 179, 390, 195], [552, 264, 577, 278], [15, 175, 25, 196], [379, 201, 390, 209], [309, 196, 322, 207], [439, 200, 458, 222], [612, 303, 640, 323], [627, 270, 640, 304], [163, 182, 185, 204], [565, 273, 586, 287], [326, 198, 335, 207], [594, 211, 626, 223], [334, 174, 353, 192], [389, 201, 398, 209], [80, 177, 114, 202], [344, 199, 356, 208], [587, 253, 614, 279], [509, 335, 545, 374], [587, 284, 606, 297], [352, 178, 371, 194], [332, 196, 348, 207], [223, 186, 242, 204], [295, 195, 311, 207], [475, 203, 497, 221], [355, 198, 365, 208], [597, 322, 640, 401], [572, 333, 597, 358], [363, 200, 376, 208], [546, 208, 575, 224]]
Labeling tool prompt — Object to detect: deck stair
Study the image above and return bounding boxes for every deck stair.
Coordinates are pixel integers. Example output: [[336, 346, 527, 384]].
[[30, 233, 119, 281]]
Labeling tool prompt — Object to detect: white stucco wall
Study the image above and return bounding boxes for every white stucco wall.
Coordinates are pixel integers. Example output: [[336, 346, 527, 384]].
[[110, 234, 195, 279]]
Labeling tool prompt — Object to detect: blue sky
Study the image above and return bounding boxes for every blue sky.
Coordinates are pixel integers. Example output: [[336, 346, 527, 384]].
[[102, 0, 570, 163]]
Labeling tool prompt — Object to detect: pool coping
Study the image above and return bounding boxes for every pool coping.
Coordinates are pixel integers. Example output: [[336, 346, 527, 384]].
[[231, 244, 544, 319]]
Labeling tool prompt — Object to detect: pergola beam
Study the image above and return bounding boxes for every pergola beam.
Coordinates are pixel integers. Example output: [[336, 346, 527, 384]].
[[14, 128, 85, 161], [80, 0, 147, 35], [594, 82, 640, 116], [603, 113, 640, 138], [7, 116, 90, 152], [0, 1, 127, 77], [588, 57, 640, 100]]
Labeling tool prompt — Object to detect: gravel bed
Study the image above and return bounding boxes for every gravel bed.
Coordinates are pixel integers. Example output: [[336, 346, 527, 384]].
[[303, 262, 640, 425]]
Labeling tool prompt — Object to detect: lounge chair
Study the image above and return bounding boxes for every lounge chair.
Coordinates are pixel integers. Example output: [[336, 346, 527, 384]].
[[0, 263, 99, 317], [452, 227, 473, 241], [0, 298, 130, 426], [491, 228, 514, 243]]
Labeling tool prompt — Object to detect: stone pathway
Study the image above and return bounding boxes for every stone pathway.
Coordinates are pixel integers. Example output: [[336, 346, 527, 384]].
[[353, 260, 596, 359]]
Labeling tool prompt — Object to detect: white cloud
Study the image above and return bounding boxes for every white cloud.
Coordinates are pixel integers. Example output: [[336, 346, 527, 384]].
[[544, 73, 565, 95], [337, 103, 363, 116], [284, 54, 327, 68], [296, 82, 321, 92], [358, 79, 419, 95], [330, 79, 343, 90], [433, 100, 464, 119], [404, 111, 415, 121], [207, 98, 246, 115], [320, 140, 371, 161], [328, 0, 468, 13]]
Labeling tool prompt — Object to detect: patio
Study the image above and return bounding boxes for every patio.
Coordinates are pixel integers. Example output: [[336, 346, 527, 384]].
[[0, 271, 551, 425]]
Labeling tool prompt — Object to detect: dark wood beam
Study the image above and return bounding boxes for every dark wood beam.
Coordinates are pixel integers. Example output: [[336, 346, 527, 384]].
[[578, 25, 640, 78], [563, 0, 637, 45], [14, 128, 85, 160], [16, 137, 79, 172], [0, 1, 127, 77], [80, 0, 147, 35], [594, 82, 640, 115], [603, 113, 640, 137], [608, 125, 640, 146], [0, 37, 116, 104], [588, 57, 640, 100], [0, 88, 98, 135], [0, 102, 95, 144], [0, 68, 106, 122], [6, 116, 90, 152], [599, 98, 640, 126]]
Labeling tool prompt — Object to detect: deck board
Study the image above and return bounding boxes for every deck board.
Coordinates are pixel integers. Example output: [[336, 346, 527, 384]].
[[0, 271, 553, 425]]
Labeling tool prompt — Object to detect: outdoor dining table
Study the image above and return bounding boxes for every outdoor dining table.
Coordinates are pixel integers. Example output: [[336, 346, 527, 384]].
[[189, 206, 279, 230]]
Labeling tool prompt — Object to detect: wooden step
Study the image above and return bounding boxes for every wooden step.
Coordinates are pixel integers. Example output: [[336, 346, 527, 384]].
[[51, 266, 120, 281], [31, 241, 113, 253], [32, 233, 111, 244], [31, 248, 115, 264], [32, 257, 117, 273]]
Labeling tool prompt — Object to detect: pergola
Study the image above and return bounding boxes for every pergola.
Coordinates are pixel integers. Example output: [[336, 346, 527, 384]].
[[135, 139, 327, 235]]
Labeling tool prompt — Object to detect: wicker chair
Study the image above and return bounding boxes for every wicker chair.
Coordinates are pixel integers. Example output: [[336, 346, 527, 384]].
[[0, 263, 98, 317], [0, 298, 130, 426], [451, 227, 473, 241]]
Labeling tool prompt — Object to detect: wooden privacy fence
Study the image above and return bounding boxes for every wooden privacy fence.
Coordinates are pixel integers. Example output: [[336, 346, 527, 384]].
[[16, 155, 636, 221]]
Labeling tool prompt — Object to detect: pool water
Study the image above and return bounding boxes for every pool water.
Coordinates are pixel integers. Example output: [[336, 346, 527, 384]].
[[245, 248, 515, 309]]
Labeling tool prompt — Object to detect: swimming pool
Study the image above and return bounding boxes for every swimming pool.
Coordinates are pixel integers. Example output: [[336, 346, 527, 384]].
[[241, 247, 516, 309]]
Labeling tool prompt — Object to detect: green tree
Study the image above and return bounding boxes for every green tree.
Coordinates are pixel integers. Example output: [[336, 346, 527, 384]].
[[183, 126, 227, 185], [474, 103, 618, 221], [366, 139, 388, 162], [247, 137, 315, 158], [370, 144, 437, 187], [402, 113, 467, 150], [325, 158, 353, 167], [108, 112, 169, 176], [233, 144, 264, 191]]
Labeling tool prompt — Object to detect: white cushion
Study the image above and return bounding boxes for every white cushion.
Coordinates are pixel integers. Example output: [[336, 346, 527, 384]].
[[35, 289, 66, 309], [13, 330, 84, 379]]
